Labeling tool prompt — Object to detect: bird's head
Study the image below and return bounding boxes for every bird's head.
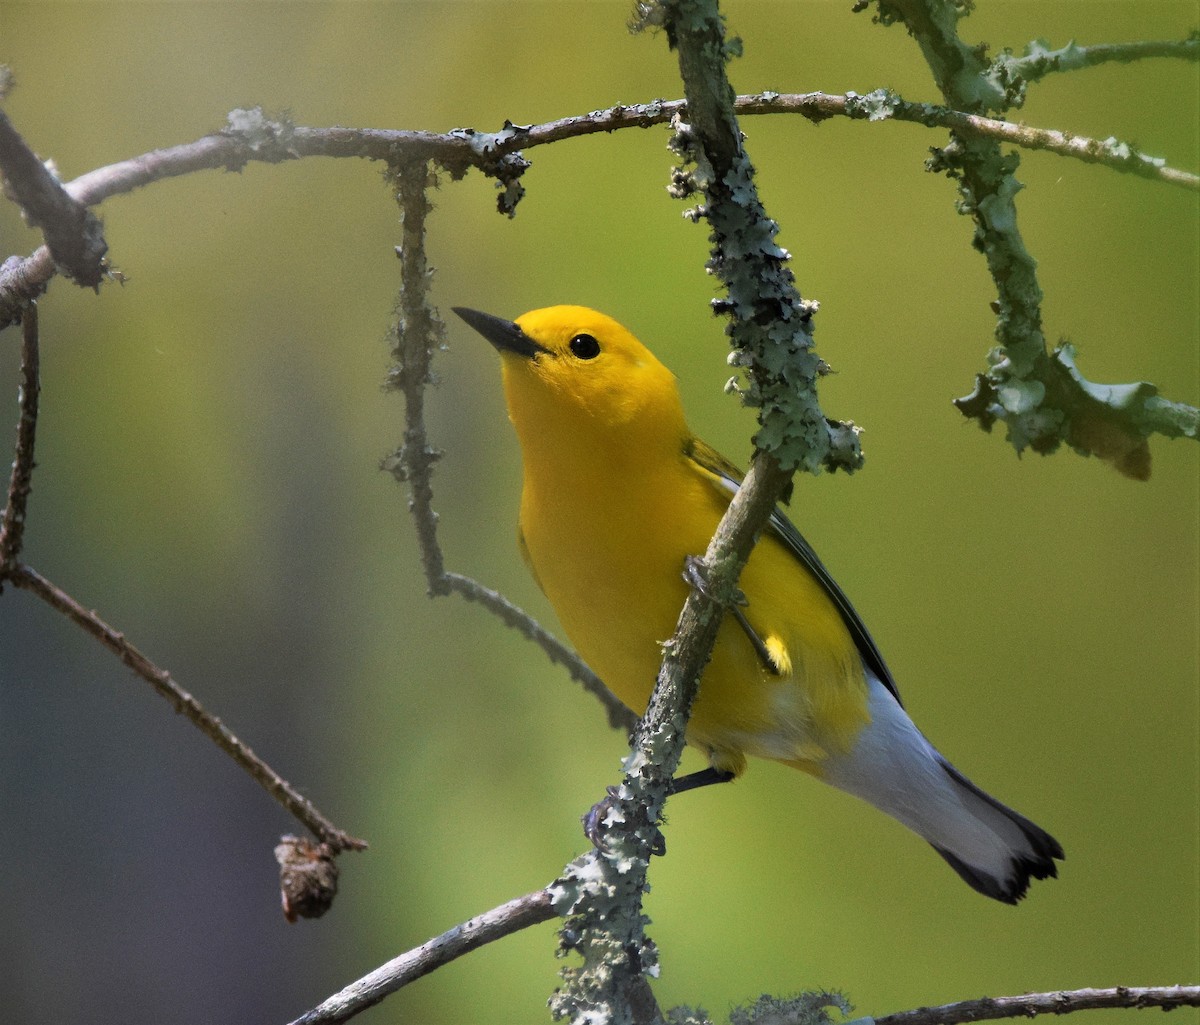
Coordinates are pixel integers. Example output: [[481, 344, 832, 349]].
[[454, 305, 688, 451]]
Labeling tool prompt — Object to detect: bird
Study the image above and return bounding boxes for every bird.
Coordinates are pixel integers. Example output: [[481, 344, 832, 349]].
[[453, 303, 1063, 903]]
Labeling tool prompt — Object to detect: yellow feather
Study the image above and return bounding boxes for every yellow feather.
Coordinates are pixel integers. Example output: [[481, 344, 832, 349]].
[[493, 305, 869, 777], [455, 303, 1064, 903]]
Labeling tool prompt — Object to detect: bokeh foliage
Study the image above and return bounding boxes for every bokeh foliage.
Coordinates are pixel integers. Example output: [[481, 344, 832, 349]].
[[0, 3, 1196, 1024]]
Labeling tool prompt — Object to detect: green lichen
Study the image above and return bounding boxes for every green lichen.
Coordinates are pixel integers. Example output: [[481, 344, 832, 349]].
[[729, 992, 853, 1025], [667, 114, 861, 475], [870, 1, 1198, 474]]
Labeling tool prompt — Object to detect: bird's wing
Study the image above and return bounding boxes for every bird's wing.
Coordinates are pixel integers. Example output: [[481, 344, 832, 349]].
[[683, 436, 904, 706]]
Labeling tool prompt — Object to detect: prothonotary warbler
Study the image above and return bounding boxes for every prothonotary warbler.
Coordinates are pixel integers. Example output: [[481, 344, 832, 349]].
[[454, 303, 1063, 903]]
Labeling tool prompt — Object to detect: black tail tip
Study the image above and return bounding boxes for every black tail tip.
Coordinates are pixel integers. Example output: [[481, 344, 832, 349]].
[[933, 836, 1064, 905]]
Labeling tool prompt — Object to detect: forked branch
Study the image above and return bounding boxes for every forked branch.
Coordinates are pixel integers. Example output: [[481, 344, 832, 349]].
[[383, 160, 637, 733]]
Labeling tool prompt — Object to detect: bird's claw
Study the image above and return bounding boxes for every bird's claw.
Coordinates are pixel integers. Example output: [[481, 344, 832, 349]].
[[582, 787, 667, 857], [683, 554, 748, 607], [683, 556, 779, 675], [582, 785, 620, 848]]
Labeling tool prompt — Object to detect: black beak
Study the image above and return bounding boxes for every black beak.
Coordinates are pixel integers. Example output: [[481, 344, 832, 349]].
[[452, 307, 549, 360]]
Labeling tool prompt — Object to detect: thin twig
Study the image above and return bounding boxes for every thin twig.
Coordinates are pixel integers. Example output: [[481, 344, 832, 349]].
[[287, 887, 557, 1025], [0, 302, 363, 870], [384, 161, 637, 733], [442, 571, 638, 733], [4, 563, 366, 852], [1000, 37, 1200, 86], [874, 984, 1200, 1025], [0, 302, 39, 573], [3, 84, 1195, 328], [739, 91, 1200, 190]]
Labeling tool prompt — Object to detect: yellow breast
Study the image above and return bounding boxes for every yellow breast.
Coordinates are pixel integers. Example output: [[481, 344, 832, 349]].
[[518, 442, 869, 778]]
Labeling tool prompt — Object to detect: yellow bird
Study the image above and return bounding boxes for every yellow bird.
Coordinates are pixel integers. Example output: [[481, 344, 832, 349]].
[[455, 304, 1063, 903]]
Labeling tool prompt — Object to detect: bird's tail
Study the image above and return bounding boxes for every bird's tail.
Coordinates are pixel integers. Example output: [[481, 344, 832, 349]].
[[817, 672, 1064, 904]]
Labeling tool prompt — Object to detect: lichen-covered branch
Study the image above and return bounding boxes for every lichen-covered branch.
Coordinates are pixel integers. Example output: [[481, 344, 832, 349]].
[[986, 35, 1200, 108], [549, 453, 793, 1025], [865, 0, 1197, 477], [663, 20, 862, 474], [287, 888, 558, 1025], [3, 83, 1194, 330], [549, 1, 848, 1021], [874, 984, 1200, 1025], [381, 161, 636, 732]]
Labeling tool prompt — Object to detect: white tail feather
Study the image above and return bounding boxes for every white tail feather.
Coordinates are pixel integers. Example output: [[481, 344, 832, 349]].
[[821, 671, 1062, 903]]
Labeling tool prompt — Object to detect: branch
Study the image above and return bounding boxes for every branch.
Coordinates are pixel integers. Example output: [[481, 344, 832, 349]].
[[2, 562, 367, 855], [551, 1, 852, 1020], [987, 36, 1200, 108], [0, 304, 364, 875], [867, 0, 1197, 476], [287, 888, 557, 1025], [0, 109, 107, 286], [0, 302, 38, 572], [382, 160, 637, 733], [3, 85, 1194, 329], [875, 985, 1200, 1025], [441, 571, 637, 733], [748, 91, 1199, 191]]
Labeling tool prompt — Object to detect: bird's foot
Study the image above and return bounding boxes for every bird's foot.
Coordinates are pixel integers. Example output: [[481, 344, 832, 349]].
[[582, 787, 667, 857], [682, 555, 781, 676]]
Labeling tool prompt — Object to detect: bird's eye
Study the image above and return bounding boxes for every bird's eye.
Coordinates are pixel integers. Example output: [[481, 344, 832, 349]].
[[568, 334, 601, 360]]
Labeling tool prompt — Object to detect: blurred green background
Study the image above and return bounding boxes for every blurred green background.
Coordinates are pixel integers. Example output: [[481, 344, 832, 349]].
[[1, 3, 1197, 1023]]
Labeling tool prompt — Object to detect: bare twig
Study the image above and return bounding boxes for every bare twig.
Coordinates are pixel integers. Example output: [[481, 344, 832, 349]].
[[0, 302, 38, 572], [0, 110, 107, 286], [441, 571, 637, 733], [0, 301, 363, 881], [287, 887, 557, 1025], [3, 85, 1194, 329], [4, 563, 366, 853], [383, 160, 637, 733], [875, 984, 1200, 1025]]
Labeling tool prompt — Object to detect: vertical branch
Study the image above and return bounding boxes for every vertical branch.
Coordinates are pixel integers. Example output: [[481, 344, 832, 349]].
[[872, 0, 1164, 478], [384, 161, 637, 732], [550, 3, 857, 1022], [663, 1, 861, 475], [386, 160, 449, 593], [0, 302, 40, 575]]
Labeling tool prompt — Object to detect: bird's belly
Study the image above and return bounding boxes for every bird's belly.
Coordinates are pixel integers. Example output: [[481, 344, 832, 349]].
[[522, 503, 870, 776]]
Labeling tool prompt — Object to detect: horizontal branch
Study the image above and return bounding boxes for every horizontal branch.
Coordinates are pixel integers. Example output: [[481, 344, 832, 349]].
[[287, 887, 557, 1025], [875, 984, 1200, 1025], [745, 90, 1199, 190], [989, 37, 1200, 107], [2, 88, 1193, 328], [4, 563, 366, 853]]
